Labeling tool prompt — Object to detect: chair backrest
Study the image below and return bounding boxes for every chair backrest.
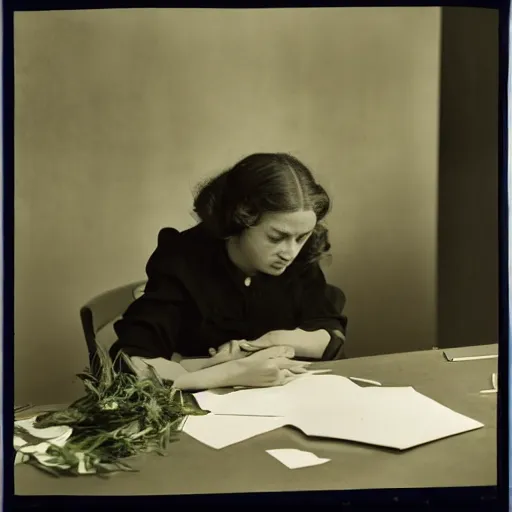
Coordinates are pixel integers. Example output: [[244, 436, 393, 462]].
[[325, 284, 346, 315], [79, 280, 147, 374]]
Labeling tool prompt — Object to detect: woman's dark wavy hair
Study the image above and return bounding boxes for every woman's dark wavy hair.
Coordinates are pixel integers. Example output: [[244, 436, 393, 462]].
[[193, 152, 331, 265]]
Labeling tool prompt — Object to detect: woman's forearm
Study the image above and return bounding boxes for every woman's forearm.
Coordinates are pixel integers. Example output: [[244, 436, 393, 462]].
[[132, 356, 236, 391], [173, 361, 238, 390], [270, 329, 331, 359], [131, 357, 189, 381], [174, 356, 217, 372]]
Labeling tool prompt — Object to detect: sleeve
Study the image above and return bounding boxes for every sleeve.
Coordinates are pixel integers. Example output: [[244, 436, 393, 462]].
[[297, 262, 348, 361], [109, 228, 187, 371]]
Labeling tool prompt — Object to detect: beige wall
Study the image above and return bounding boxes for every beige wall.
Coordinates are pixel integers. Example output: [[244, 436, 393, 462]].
[[15, 8, 441, 405]]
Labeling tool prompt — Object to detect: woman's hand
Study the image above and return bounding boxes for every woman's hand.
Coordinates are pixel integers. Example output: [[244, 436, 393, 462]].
[[223, 347, 311, 388], [234, 331, 284, 354], [209, 340, 298, 365], [209, 332, 286, 361], [237, 330, 330, 361], [208, 340, 251, 364]]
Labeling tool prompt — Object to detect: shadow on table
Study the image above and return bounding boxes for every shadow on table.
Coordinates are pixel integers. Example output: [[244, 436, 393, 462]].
[[282, 425, 402, 455]]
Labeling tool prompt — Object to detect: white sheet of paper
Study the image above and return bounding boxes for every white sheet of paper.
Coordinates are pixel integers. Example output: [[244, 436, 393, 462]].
[[266, 449, 330, 469], [182, 413, 287, 449], [289, 386, 484, 450], [193, 374, 361, 417], [194, 374, 484, 450], [193, 386, 287, 417]]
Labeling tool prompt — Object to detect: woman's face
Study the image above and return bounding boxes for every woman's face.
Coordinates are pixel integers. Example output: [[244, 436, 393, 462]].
[[236, 210, 317, 276]]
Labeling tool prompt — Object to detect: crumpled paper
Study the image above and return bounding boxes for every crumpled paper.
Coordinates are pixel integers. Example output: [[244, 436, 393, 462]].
[[14, 416, 74, 468]]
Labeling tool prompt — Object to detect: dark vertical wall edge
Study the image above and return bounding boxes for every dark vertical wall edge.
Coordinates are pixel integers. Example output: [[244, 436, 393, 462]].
[[437, 7, 500, 349]]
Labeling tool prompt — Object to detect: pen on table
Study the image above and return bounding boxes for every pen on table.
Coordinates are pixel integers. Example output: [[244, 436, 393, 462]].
[[15, 404, 34, 420], [299, 369, 382, 385], [232, 369, 332, 390], [298, 372, 382, 386], [232, 371, 384, 390], [15, 404, 32, 413]]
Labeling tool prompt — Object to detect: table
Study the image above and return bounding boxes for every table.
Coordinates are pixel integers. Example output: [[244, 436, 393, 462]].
[[15, 347, 497, 495]]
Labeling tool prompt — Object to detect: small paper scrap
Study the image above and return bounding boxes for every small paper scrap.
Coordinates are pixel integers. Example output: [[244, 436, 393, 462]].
[[266, 448, 330, 469]]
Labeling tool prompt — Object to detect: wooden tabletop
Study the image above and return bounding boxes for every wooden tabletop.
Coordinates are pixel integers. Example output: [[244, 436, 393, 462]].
[[15, 347, 497, 495]]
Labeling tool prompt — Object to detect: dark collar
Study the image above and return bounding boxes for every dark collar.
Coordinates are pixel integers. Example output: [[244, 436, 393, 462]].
[[193, 222, 299, 289], [217, 238, 300, 290], [217, 238, 259, 289]]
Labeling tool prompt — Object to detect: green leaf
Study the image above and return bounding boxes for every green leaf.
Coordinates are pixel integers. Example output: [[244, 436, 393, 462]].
[[114, 460, 137, 472], [19, 339, 214, 478]]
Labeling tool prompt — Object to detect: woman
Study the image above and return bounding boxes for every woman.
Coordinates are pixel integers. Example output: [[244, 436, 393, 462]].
[[109, 152, 347, 390]]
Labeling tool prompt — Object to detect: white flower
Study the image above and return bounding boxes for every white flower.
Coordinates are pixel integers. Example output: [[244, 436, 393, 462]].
[[101, 400, 119, 410]]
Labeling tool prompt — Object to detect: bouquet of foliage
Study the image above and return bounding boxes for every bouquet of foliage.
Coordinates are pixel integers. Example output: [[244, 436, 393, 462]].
[[14, 343, 209, 477]]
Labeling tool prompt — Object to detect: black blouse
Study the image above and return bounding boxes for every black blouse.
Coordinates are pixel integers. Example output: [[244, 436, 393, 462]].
[[109, 223, 347, 366]]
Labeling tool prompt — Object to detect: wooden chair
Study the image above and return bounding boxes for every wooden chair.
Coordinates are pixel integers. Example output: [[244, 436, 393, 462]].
[[79, 280, 147, 376]]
